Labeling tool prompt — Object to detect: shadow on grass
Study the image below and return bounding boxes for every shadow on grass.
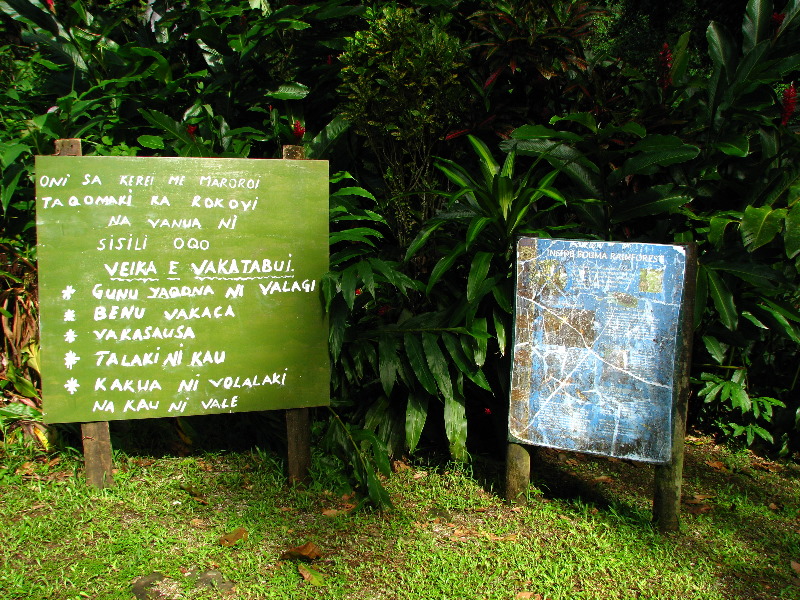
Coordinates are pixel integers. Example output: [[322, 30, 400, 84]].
[[467, 442, 800, 600]]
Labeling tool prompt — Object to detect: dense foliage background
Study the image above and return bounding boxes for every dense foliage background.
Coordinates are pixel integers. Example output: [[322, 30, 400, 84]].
[[1, 0, 799, 502]]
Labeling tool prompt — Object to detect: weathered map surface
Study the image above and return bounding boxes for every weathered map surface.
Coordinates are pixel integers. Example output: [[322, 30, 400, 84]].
[[509, 238, 688, 463]]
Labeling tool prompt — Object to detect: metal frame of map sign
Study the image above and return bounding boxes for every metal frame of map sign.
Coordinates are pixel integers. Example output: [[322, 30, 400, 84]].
[[509, 238, 690, 464], [36, 156, 329, 423]]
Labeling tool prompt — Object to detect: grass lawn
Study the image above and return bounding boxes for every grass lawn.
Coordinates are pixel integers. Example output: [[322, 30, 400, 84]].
[[2, 434, 799, 600]]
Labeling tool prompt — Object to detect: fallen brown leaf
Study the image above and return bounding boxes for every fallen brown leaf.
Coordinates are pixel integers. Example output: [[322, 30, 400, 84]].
[[593, 475, 613, 483], [516, 592, 542, 600], [686, 504, 713, 515], [769, 502, 780, 511], [392, 460, 411, 472], [488, 533, 519, 542], [280, 542, 322, 562], [218, 527, 248, 547], [179, 483, 208, 505], [413, 471, 428, 479], [321, 509, 341, 517], [685, 494, 716, 505], [791, 560, 800, 575], [706, 460, 728, 472]]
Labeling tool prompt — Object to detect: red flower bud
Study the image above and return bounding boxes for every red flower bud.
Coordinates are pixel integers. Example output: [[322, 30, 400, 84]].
[[657, 43, 673, 91], [186, 125, 198, 140], [292, 120, 306, 141], [781, 83, 796, 126], [354, 288, 362, 296]]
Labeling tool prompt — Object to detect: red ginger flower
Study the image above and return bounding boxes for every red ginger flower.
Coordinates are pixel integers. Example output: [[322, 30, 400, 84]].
[[772, 13, 785, 29], [292, 120, 306, 141], [781, 83, 796, 126], [658, 43, 673, 91], [186, 124, 198, 140]]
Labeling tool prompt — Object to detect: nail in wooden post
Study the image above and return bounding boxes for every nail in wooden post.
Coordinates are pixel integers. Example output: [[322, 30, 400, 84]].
[[505, 442, 531, 503], [282, 144, 312, 485], [54, 138, 116, 489], [652, 244, 697, 531]]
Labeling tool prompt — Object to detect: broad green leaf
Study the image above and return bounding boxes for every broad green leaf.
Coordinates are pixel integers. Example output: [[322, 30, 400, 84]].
[[267, 82, 309, 100], [705, 267, 738, 330], [5, 366, 39, 399], [405, 220, 445, 261], [694, 263, 708, 330], [549, 112, 597, 133], [472, 318, 488, 367], [307, 115, 350, 159], [493, 310, 507, 356], [511, 125, 582, 141], [341, 265, 358, 310], [612, 192, 691, 221], [405, 393, 428, 453], [0, 402, 41, 419], [786, 203, 800, 258], [435, 158, 475, 189], [709, 216, 738, 247], [331, 186, 376, 201], [742, 0, 771, 53], [508, 139, 601, 197], [468, 135, 499, 179], [741, 311, 768, 329], [329, 227, 382, 247], [702, 335, 727, 364], [357, 260, 375, 297], [671, 31, 691, 84], [753, 304, 800, 343], [426, 242, 466, 293], [466, 217, 492, 249], [713, 134, 749, 157], [703, 260, 780, 288], [467, 252, 492, 303], [731, 384, 751, 414], [609, 146, 700, 184], [444, 394, 468, 461], [404, 334, 437, 395], [1, 143, 29, 167], [422, 333, 453, 401], [740, 205, 786, 251], [137, 135, 165, 149], [441, 332, 491, 391], [707, 21, 736, 75], [378, 335, 400, 397]]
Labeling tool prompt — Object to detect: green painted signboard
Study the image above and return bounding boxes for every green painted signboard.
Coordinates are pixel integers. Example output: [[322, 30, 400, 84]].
[[35, 156, 329, 423]]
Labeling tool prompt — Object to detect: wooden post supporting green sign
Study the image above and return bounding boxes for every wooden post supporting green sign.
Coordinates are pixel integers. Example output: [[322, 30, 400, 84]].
[[36, 147, 329, 487], [51, 139, 116, 489]]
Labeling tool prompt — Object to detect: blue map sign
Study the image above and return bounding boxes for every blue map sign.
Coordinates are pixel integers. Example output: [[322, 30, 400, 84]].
[[509, 238, 689, 463]]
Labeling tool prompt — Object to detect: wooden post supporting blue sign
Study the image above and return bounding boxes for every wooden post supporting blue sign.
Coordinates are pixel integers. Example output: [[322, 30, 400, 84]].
[[506, 238, 696, 531]]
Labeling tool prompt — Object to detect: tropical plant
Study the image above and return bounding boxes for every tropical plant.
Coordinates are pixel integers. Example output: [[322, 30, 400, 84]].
[[323, 172, 494, 461], [499, 0, 800, 450], [337, 5, 467, 243]]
